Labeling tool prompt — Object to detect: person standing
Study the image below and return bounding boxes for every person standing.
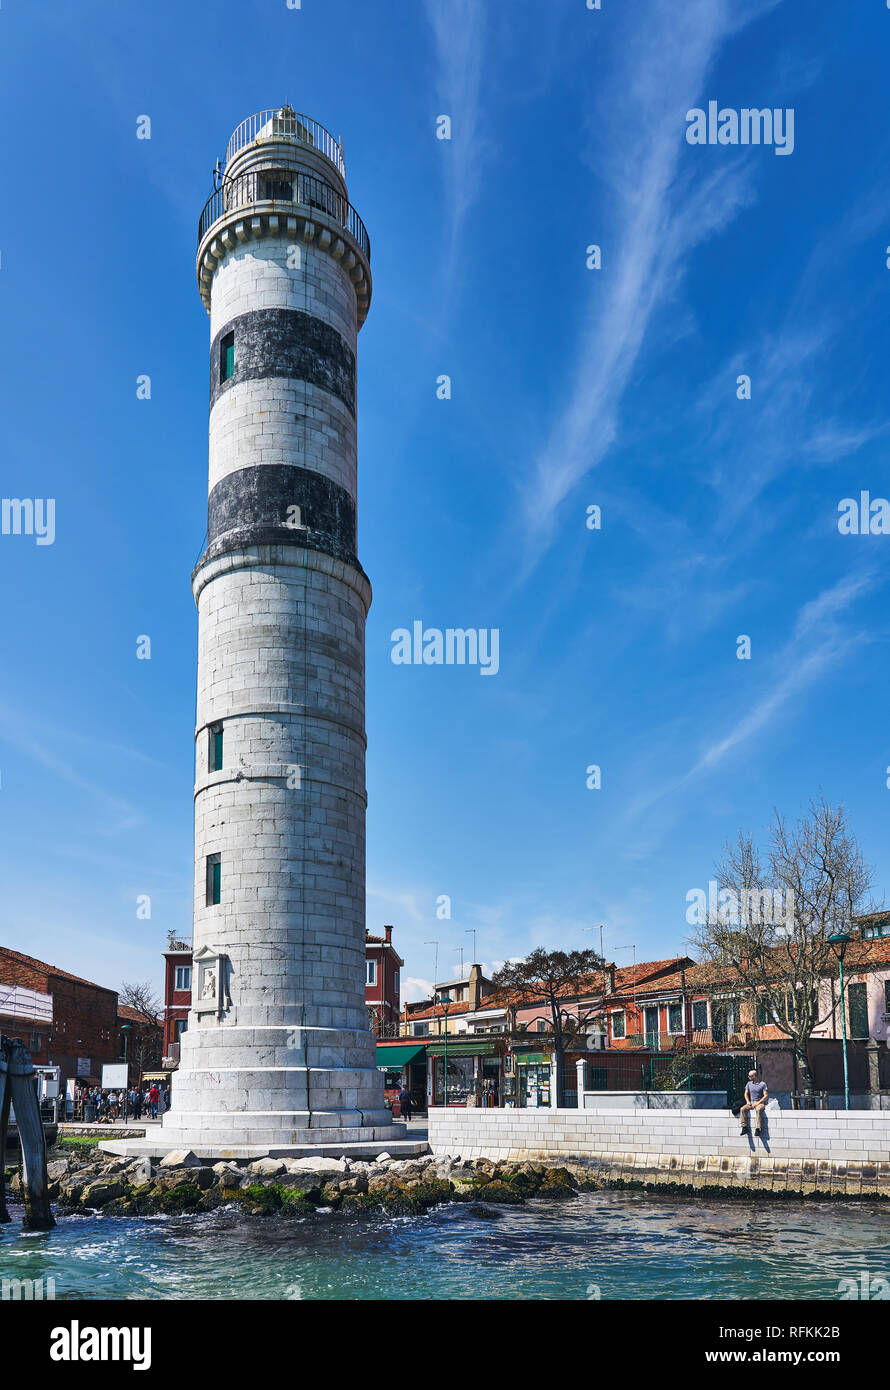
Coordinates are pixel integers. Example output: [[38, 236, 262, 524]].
[[398, 1084, 413, 1121], [148, 1083, 160, 1119]]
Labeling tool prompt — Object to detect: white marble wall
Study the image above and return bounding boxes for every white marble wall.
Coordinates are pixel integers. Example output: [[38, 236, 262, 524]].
[[159, 123, 396, 1150]]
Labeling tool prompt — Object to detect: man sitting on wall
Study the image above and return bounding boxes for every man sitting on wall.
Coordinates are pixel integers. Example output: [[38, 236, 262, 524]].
[[739, 1070, 769, 1137]]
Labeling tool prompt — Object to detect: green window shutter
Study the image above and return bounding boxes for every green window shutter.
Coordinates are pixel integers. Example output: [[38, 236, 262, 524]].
[[206, 854, 221, 906], [220, 332, 235, 384]]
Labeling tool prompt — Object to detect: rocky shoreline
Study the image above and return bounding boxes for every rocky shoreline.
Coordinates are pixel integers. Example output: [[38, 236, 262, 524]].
[[5, 1144, 888, 1221], [1, 1147, 602, 1220]]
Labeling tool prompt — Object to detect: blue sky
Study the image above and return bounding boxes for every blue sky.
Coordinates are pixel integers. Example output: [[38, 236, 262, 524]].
[[1, 0, 888, 1003]]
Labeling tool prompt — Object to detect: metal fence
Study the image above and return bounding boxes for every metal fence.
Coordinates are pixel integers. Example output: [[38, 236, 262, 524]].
[[582, 1053, 756, 1104], [198, 169, 370, 262]]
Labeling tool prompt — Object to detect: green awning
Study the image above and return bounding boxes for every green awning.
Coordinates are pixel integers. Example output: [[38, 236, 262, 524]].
[[425, 1041, 497, 1057], [376, 1044, 426, 1068]]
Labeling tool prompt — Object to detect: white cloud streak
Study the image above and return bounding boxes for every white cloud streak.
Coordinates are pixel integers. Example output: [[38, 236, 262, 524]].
[[520, 0, 769, 572]]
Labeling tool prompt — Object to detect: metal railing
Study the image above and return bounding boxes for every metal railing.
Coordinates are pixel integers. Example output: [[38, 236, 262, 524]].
[[226, 108, 346, 179], [198, 169, 369, 262], [582, 1053, 755, 1101], [791, 1090, 830, 1110], [373, 1020, 403, 1040]]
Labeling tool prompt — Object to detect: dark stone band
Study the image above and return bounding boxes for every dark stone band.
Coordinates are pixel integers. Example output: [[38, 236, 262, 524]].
[[210, 308, 356, 415], [200, 463, 359, 570]]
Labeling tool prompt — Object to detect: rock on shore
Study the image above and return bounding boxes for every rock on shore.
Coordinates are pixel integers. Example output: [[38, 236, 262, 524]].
[[17, 1149, 593, 1220]]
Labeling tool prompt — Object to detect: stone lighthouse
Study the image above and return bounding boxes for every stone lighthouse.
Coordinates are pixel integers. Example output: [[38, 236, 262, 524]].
[[146, 107, 406, 1157]]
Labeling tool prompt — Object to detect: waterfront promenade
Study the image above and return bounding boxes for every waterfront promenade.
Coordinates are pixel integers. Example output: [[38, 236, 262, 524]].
[[428, 1106, 890, 1197]]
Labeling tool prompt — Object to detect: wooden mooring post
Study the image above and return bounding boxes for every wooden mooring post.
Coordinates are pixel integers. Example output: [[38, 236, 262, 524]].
[[0, 1035, 55, 1231]]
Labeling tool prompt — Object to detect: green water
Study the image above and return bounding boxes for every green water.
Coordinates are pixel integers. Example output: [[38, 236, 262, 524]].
[[2, 1192, 888, 1300]]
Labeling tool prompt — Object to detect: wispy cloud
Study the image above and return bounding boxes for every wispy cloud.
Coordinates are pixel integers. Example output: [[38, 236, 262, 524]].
[[519, 0, 766, 573], [366, 883, 427, 925], [403, 975, 434, 1003], [629, 567, 879, 816], [424, 0, 491, 281], [0, 702, 144, 833]]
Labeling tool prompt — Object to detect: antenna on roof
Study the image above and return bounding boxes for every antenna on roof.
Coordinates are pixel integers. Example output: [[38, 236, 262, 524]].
[[612, 944, 637, 1006], [582, 922, 605, 961]]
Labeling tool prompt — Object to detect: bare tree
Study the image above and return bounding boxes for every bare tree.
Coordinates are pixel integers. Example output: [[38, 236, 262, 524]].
[[689, 797, 874, 1096], [119, 981, 163, 1077], [492, 948, 605, 1106], [120, 981, 162, 1024]]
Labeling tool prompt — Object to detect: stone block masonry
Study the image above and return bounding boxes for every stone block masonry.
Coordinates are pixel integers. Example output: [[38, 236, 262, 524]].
[[428, 1107, 890, 1198]]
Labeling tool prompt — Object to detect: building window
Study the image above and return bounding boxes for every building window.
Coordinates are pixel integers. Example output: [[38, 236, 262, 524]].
[[393, 970, 399, 993], [885, 980, 890, 1015], [756, 1000, 769, 1027], [29, 1031, 41, 1052], [711, 1000, 736, 1043], [175, 966, 192, 992], [667, 1002, 683, 1034], [220, 332, 235, 384], [175, 1018, 188, 1040], [412, 1021, 428, 1037], [611, 1011, 626, 1040], [366, 960, 377, 986], [206, 853, 221, 906], [209, 724, 223, 772], [691, 1000, 709, 1031], [536, 1019, 548, 1033], [848, 981, 869, 1040]]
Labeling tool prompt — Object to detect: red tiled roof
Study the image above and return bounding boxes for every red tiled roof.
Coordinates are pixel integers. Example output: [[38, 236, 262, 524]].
[[117, 1004, 163, 1027], [0, 946, 117, 996], [500, 956, 694, 1007], [364, 932, 404, 965], [403, 1000, 473, 1021]]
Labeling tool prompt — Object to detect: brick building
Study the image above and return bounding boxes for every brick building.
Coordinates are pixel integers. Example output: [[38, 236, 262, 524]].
[[0, 948, 119, 1089], [161, 936, 193, 1068], [365, 925, 402, 1035]]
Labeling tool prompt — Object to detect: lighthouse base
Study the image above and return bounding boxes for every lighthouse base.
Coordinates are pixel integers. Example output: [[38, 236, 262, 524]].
[[97, 1130, 426, 1162]]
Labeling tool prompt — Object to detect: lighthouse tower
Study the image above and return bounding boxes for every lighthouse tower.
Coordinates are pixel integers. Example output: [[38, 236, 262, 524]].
[[154, 107, 405, 1155]]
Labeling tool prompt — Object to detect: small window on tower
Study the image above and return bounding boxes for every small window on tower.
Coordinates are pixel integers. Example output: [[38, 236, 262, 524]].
[[206, 853, 222, 906], [220, 332, 235, 384], [261, 170, 294, 201], [209, 723, 224, 772]]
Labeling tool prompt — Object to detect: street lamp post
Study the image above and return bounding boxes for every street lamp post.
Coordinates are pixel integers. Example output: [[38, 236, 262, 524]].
[[120, 1023, 133, 1121], [828, 933, 853, 1112], [441, 1001, 451, 1108]]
